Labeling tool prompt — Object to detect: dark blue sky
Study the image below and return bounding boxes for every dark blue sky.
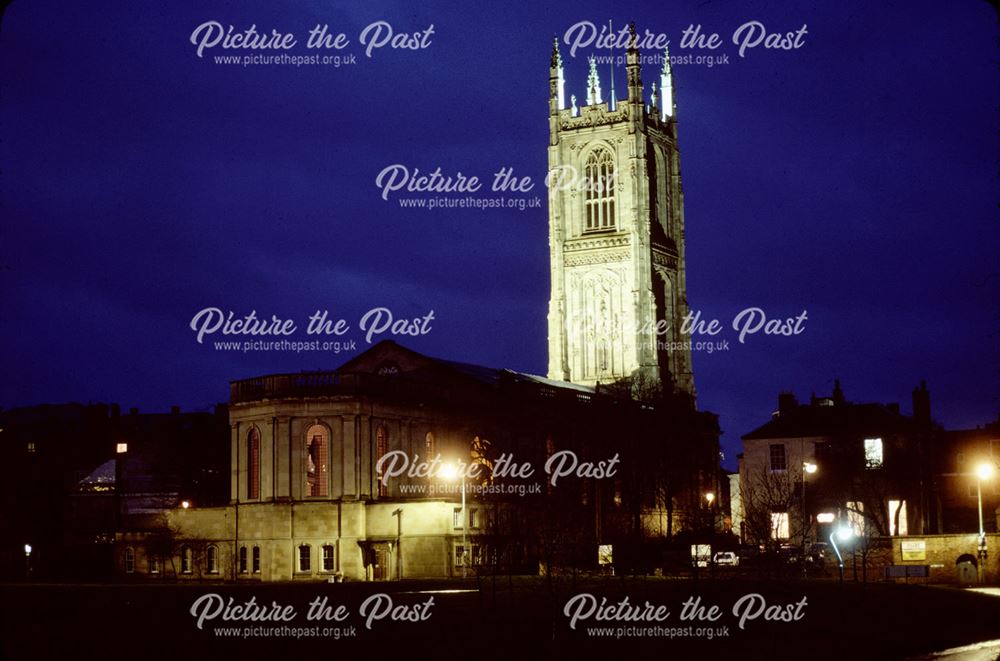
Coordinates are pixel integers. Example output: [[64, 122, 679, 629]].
[[1, 1, 997, 469]]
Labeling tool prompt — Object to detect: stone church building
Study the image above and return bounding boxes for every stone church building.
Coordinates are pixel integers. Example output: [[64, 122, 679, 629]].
[[115, 27, 720, 582]]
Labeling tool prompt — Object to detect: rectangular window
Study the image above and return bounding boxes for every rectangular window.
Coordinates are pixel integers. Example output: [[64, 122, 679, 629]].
[[238, 547, 248, 574], [26, 442, 36, 454], [469, 508, 479, 529], [769, 512, 789, 540], [252, 546, 261, 574], [454, 544, 481, 567], [149, 554, 160, 574], [453, 508, 463, 529], [769, 444, 786, 472], [116, 442, 128, 454], [124, 548, 135, 574], [888, 500, 908, 536], [322, 544, 335, 572], [864, 438, 883, 469], [298, 545, 310, 572]]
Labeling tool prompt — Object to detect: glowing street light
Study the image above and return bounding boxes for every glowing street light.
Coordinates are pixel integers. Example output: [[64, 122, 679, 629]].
[[976, 461, 994, 583], [24, 544, 32, 582], [180, 500, 191, 509], [704, 492, 715, 505], [441, 462, 467, 579], [830, 524, 854, 584], [801, 462, 818, 577]]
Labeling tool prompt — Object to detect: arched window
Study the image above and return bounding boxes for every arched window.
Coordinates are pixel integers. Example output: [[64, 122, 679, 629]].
[[298, 544, 311, 572], [305, 424, 328, 497], [585, 148, 616, 231], [247, 428, 260, 500], [376, 426, 388, 497], [238, 546, 248, 574], [180, 546, 193, 574], [206, 545, 219, 574], [124, 547, 135, 574], [252, 546, 261, 573]]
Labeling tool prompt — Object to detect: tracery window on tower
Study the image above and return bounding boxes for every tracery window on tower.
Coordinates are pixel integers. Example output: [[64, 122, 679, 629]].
[[584, 148, 616, 232]]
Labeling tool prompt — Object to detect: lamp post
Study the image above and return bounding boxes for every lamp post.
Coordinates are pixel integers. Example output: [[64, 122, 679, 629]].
[[976, 462, 993, 583], [441, 462, 467, 579], [829, 525, 853, 584], [24, 544, 32, 582], [802, 462, 817, 576]]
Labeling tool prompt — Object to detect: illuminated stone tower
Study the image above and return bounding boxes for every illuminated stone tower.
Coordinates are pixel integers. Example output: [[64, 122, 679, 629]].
[[546, 26, 694, 395]]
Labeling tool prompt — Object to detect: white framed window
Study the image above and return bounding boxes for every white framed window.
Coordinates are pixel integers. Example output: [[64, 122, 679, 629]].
[[469, 508, 479, 529], [180, 546, 192, 574], [238, 546, 248, 574], [453, 508, 463, 529], [252, 546, 261, 574], [864, 438, 883, 469], [206, 545, 219, 574], [769, 512, 789, 540], [322, 544, 336, 572], [149, 554, 160, 574], [298, 544, 311, 572], [769, 444, 787, 472], [124, 547, 135, 574]]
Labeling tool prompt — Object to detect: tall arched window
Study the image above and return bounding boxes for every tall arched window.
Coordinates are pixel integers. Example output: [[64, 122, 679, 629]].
[[305, 425, 328, 497], [376, 426, 388, 497], [585, 148, 616, 231], [206, 545, 219, 574], [124, 547, 135, 574], [180, 546, 193, 574], [247, 428, 260, 500]]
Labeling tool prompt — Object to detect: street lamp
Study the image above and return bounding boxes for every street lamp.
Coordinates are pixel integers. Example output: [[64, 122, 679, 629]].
[[976, 462, 994, 583], [24, 544, 32, 582], [830, 524, 853, 584], [441, 462, 467, 579], [802, 462, 817, 577]]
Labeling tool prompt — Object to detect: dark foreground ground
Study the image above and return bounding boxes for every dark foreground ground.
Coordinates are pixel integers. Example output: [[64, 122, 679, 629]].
[[2, 576, 999, 660]]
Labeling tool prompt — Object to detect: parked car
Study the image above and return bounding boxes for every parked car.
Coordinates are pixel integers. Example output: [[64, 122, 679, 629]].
[[713, 551, 739, 566]]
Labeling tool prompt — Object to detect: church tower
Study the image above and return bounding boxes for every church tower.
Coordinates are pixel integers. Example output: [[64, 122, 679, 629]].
[[546, 26, 695, 396]]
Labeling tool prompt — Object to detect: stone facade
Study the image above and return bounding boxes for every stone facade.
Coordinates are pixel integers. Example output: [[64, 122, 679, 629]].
[[545, 32, 693, 394]]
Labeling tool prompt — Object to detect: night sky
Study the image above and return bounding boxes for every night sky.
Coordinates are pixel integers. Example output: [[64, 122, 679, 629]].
[[1, 1, 996, 469]]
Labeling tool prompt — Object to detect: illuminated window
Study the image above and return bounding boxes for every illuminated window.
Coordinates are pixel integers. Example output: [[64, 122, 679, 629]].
[[116, 443, 128, 454], [770, 512, 789, 540], [252, 546, 261, 574], [453, 508, 463, 529], [769, 444, 787, 471], [149, 554, 160, 574], [206, 545, 219, 574], [864, 438, 883, 469], [26, 442, 36, 454], [305, 425, 328, 497], [180, 546, 192, 574], [376, 426, 388, 497], [124, 547, 135, 574], [298, 545, 310, 572], [238, 546, 248, 574], [584, 148, 616, 231], [888, 500, 908, 536], [322, 544, 335, 572], [247, 428, 260, 500]]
